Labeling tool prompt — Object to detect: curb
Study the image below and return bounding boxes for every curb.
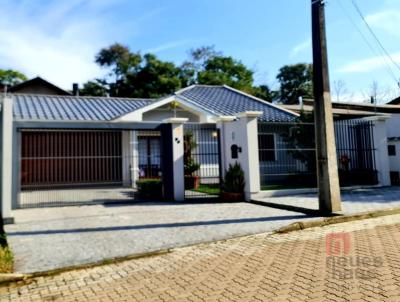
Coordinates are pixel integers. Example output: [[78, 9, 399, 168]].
[[0, 273, 31, 284], [275, 207, 400, 233], [0, 249, 171, 287]]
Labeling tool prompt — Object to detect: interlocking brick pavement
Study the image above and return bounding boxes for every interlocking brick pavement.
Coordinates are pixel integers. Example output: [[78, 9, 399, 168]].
[[2, 214, 400, 301]]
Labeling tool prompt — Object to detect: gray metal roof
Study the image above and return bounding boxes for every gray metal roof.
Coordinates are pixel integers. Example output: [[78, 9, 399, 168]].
[[177, 85, 297, 122], [13, 94, 154, 121]]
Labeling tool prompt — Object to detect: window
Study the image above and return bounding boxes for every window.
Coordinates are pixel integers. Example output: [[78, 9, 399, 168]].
[[259, 134, 276, 161], [388, 145, 396, 156]]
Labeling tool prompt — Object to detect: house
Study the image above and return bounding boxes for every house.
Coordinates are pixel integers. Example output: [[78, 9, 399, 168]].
[[8, 76, 71, 95], [0, 84, 391, 223]]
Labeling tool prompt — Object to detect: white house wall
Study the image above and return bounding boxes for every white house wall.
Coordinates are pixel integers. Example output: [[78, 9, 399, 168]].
[[142, 104, 200, 122]]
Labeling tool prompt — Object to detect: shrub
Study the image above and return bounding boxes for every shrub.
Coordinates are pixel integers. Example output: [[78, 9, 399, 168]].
[[0, 246, 13, 273], [222, 163, 245, 193], [136, 179, 163, 199]]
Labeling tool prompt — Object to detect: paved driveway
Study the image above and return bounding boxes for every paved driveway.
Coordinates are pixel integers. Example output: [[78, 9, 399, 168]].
[[5, 201, 316, 273]]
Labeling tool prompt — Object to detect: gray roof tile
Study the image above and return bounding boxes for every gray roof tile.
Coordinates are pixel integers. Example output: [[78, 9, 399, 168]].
[[177, 85, 297, 122], [13, 94, 154, 121]]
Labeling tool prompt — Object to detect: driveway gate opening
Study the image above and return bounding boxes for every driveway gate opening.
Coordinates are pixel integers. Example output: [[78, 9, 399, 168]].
[[18, 129, 163, 208], [184, 124, 222, 200]]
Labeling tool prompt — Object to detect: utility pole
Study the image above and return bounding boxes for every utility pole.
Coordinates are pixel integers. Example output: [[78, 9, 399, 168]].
[[311, 0, 342, 213]]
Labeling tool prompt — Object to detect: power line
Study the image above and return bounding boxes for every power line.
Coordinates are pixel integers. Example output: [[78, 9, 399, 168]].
[[336, 0, 399, 83], [350, 0, 400, 74]]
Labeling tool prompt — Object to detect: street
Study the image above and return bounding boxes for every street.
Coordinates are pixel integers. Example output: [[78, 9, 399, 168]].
[[2, 214, 400, 301]]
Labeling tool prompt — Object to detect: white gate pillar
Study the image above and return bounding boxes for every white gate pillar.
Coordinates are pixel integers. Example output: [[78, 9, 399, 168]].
[[366, 116, 391, 186], [1, 96, 13, 222], [217, 111, 262, 201]]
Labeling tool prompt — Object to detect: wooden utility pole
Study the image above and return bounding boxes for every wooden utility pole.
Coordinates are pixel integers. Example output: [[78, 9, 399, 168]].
[[311, 0, 342, 213]]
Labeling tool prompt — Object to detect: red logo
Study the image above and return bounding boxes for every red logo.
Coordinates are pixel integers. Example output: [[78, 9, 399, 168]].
[[326, 233, 351, 256]]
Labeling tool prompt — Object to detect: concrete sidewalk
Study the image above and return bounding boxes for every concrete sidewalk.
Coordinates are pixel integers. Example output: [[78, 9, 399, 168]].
[[5, 201, 318, 274], [252, 186, 400, 214], [2, 213, 400, 301]]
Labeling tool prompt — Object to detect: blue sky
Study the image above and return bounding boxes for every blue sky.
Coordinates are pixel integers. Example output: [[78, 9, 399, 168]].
[[1, 0, 399, 103]]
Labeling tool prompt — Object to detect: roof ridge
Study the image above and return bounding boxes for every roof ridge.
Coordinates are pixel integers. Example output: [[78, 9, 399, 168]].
[[11, 93, 156, 101], [175, 84, 224, 95], [221, 85, 299, 117]]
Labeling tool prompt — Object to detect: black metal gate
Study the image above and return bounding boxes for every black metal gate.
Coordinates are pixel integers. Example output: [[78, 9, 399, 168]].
[[258, 119, 378, 190], [184, 124, 222, 200]]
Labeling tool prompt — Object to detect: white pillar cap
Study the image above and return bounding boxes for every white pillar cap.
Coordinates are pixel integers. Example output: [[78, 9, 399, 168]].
[[163, 117, 189, 124], [237, 111, 263, 118], [216, 115, 237, 122]]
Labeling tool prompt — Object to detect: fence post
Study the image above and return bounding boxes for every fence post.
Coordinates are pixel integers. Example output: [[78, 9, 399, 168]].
[[367, 116, 390, 186], [218, 112, 262, 201], [162, 118, 187, 201], [0, 96, 14, 223]]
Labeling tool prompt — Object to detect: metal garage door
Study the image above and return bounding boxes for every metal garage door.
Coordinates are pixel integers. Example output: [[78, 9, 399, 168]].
[[21, 130, 123, 188]]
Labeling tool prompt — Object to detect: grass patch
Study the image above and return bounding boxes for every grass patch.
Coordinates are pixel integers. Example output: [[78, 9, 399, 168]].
[[261, 184, 315, 191], [0, 246, 14, 273], [193, 184, 220, 195]]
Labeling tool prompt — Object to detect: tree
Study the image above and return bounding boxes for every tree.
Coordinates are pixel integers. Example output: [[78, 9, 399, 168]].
[[333, 80, 348, 103], [252, 85, 278, 103], [276, 63, 313, 104], [79, 80, 108, 96], [0, 69, 27, 86], [197, 56, 254, 90], [95, 43, 141, 82], [124, 53, 185, 98]]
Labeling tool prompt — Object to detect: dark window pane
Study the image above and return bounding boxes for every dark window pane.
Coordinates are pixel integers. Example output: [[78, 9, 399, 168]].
[[388, 145, 396, 156], [259, 134, 275, 161]]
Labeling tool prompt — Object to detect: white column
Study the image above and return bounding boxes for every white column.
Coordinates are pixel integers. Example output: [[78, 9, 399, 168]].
[[130, 131, 139, 189], [366, 116, 391, 186], [218, 111, 262, 201], [164, 118, 188, 201], [1, 96, 13, 220]]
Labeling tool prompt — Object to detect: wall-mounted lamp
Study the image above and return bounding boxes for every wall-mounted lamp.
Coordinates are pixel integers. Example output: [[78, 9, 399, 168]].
[[212, 131, 218, 139]]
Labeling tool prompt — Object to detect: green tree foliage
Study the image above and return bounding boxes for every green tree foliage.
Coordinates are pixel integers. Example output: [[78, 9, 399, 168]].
[[0, 69, 27, 86], [82, 43, 310, 104], [197, 56, 254, 91], [124, 54, 185, 98], [79, 80, 108, 96], [276, 63, 313, 104]]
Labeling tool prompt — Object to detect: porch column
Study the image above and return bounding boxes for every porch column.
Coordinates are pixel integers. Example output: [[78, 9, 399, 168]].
[[366, 116, 391, 186], [162, 118, 188, 201], [130, 131, 140, 189], [0, 96, 14, 223], [217, 111, 262, 201]]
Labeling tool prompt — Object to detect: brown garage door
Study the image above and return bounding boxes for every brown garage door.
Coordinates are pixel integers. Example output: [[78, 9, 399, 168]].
[[20, 130, 123, 189]]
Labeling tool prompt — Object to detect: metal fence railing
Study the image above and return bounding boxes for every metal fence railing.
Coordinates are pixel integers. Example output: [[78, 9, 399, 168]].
[[258, 120, 377, 190], [183, 123, 222, 199], [18, 130, 163, 208]]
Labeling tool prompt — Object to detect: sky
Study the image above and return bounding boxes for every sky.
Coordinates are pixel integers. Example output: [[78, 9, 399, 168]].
[[0, 0, 400, 103]]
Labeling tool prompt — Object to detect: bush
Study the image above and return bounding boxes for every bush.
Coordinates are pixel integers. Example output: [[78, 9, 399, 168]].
[[136, 179, 163, 199], [0, 246, 13, 273], [222, 163, 245, 193]]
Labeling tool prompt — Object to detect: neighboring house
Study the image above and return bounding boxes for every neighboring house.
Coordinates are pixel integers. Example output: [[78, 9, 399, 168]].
[[8, 76, 71, 95], [281, 99, 399, 120]]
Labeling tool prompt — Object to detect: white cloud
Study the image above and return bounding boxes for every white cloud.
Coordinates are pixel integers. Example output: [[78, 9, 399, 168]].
[[146, 40, 191, 54], [337, 52, 400, 73], [0, 0, 162, 90], [366, 10, 400, 37], [289, 39, 311, 59]]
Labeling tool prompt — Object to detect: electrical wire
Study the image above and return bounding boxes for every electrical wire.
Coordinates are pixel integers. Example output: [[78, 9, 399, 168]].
[[336, 0, 399, 83], [350, 0, 400, 75]]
